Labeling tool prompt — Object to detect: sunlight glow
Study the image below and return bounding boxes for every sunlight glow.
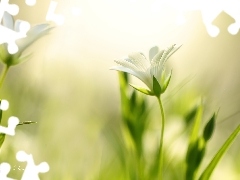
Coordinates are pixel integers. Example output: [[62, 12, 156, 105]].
[[71, 7, 81, 16]]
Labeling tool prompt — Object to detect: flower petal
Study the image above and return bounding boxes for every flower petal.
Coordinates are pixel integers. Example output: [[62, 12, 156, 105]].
[[110, 66, 152, 89], [16, 24, 54, 54], [159, 44, 176, 67], [129, 83, 154, 96], [2, 12, 14, 30], [115, 58, 141, 73], [151, 49, 164, 65], [165, 44, 182, 61], [159, 44, 182, 68], [149, 46, 159, 61], [128, 52, 149, 71], [150, 63, 163, 82]]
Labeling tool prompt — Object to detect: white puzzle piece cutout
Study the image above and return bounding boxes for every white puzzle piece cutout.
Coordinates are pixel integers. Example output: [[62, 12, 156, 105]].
[[0, 99, 9, 111], [0, 0, 31, 54], [0, 163, 16, 180], [46, 1, 65, 25], [16, 151, 49, 180], [0, 116, 19, 136], [0, 0, 19, 21], [25, 0, 36, 6], [151, 0, 240, 37]]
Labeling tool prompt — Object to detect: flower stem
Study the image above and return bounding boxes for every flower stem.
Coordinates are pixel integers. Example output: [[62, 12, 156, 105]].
[[0, 65, 9, 89], [157, 96, 165, 180]]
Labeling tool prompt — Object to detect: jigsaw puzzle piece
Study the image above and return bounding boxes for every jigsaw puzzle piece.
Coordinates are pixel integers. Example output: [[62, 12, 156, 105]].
[[0, 162, 16, 180], [201, 1, 223, 37], [0, 0, 19, 21], [46, 0, 65, 25], [0, 12, 31, 54], [223, 0, 240, 35], [25, 0, 37, 6], [16, 151, 49, 180], [0, 116, 19, 136]]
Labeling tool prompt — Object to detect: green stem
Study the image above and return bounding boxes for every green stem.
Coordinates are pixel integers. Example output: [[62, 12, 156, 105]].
[[157, 96, 165, 180], [0, 65, 9, 89]]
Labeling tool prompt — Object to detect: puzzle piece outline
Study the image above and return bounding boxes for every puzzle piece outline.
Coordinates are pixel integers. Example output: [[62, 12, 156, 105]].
[[16, 151, 50, 180], [0, 116, 19, 136], [0, 162, 16, 180], [0, 151, 49, 180], [0, 0, 31, 54], [151, 0, 240, 37]]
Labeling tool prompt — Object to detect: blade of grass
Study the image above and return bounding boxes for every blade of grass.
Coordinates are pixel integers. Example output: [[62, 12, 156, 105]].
[[199, 124, 240, 180]]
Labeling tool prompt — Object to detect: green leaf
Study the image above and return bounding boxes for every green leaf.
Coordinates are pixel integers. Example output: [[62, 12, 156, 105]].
[[130, 90, 136, 109], [152, 76, 161, 97], [186, 140, 206, 180], [10, 53, 32, 66], [184, 106, 198, 126], [185, 104, 203, 180], [161, 70, 172, 93], [199, 125, 240, 180], [203, 113, 216, 142], [0, 133, 5, 148], [129, 84, 154, 96], [189, 103, 203, 144]]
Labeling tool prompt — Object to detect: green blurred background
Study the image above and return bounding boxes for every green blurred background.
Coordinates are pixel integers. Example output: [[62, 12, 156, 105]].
[[0, 0, 240, 179]]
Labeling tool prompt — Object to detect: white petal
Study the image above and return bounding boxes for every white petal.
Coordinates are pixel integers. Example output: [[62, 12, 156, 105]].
[[128, 52, 149, 71], [149, 46, 159, 61], [16, 24, 53, 54], [2, 12, 14, 30], [165, 44, 182, 61], [159, 44, 181, 68], [110, 66, 152, 90], [151, 49, 164, 65], [150, 64, 162, 81], [115, 59, 140, 73]]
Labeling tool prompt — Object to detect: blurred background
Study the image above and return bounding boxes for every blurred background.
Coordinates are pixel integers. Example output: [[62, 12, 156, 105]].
[[0, 0, 240, 179]]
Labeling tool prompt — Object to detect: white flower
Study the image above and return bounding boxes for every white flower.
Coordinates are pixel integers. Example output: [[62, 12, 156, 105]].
[[111, 44, 181, 96], [0, 12, 53, 66]]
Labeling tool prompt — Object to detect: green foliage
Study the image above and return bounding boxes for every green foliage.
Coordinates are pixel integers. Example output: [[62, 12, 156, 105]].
[[153, 76, 162, 97], [161, 70, 172, 94], [119, 72, 149, 155], [118, 72, 150, 179], [184, 106, 198, 125], [113, 69, 240, 180], [203, 113, 216, 142], [185, 103, 220, 180], [185, 104, 204, 180], [184, 104, 240, 180], [129, 84, 154, 96], [199, 125, 240, 180]]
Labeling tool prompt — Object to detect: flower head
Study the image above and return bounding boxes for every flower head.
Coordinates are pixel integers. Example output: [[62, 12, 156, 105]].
[[111, 44, 181, 96], [0, 12, 53, 66]]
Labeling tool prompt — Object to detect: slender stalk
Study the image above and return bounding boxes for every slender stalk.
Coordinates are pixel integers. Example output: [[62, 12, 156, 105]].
[[157, 96, 165, 180], [0, 65, 9, 89]]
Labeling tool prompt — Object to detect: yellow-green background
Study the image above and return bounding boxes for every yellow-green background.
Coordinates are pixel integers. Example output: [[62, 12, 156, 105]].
[[0, 0, 239, 179]]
